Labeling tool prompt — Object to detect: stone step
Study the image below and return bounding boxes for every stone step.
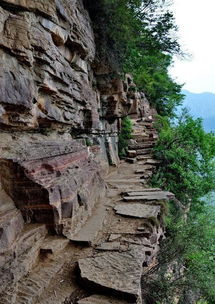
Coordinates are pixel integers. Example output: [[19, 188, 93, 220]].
[[127, 150, 137, 158], [122, 188, 162, 195], [132, 134, 150, 141], [70, 203, 108, 245], [136, 148, 153, 155], [145, 159, 161, 165], [125, 157, 137, 164], [137, 173, 153, 180], [33, 244, 88, 304], [14, 255, 68, 304], [78, 245, 146, 302], [135, 168, 155, 174], [136, 118, 153, 123], [107, 178, 146, 186], [136, 154, 152, 161], [139, 164, 156, 171], [114, 203, 161, 219], [78, 295, 128, 304], [124, 190, 171, 196], [135, 137, 156, 143], [128, 143, 154, 150], [123, 191, 174, 202], [137, 122, 154, 128]]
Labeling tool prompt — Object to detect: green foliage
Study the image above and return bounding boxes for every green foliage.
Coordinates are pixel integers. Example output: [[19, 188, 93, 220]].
[[118, 116, 133, 157], [147, 110, 215, 302], [151, 111, 215, 204], [85, 138, 93, 147], [84, 0, 184, 117], [143, 202, 215, 303], [125, 51, 184, 117]]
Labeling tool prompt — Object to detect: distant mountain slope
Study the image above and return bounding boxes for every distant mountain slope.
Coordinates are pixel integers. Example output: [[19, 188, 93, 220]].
[[181, 90, 215, 132]]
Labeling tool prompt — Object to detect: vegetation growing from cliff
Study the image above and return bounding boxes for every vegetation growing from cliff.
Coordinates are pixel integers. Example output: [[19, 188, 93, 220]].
[[142, 202, 215, 303], [151, 111, 215, 204], [148, 112, 215, 302], [118, 117, 133, 157], [84, 0, 184, 117]]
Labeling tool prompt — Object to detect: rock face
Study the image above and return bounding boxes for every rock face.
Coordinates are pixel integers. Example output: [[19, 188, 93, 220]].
[[0, 1, 168, 304], [0, 138, 105, 235], [0, 0, 148, 165]]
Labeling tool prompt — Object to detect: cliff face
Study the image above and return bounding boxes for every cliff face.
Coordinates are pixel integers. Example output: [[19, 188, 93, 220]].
[[0, 0, 146, 159], [0, 1, 170, 304]]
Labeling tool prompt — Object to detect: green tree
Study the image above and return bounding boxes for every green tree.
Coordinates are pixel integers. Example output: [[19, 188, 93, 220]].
[[84, 0, 184, 117], [125, 51, 184, 117], [151, 111, 215, 204], [142, 202, 215, 303], [148, 111, 215, 302]]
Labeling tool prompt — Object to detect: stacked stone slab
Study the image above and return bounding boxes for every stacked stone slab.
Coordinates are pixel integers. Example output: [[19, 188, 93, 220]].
[[126, 114, 160, 184]]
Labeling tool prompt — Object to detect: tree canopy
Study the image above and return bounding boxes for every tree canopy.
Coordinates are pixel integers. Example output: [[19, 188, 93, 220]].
[[84, 0, 184, 117], [151, 111, 215, 203]]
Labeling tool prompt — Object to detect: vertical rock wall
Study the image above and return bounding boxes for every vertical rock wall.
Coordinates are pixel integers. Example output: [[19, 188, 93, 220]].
[[0, 0, 148, 232], [0, 1, 157, 301]]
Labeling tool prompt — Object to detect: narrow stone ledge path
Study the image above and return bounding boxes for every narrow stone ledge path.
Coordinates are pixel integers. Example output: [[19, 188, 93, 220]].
[[0, 118, 173, 304]]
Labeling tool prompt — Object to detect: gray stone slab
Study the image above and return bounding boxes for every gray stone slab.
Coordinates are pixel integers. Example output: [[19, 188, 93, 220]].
[[78, 245, 145, 299], [78, 295, 128, 304], [70, 205, 107, 245], [123, 191, 174, 201], [107, 179, 146, 184], [114, 203, 160, 219], [108, 234, 121, 242], [124, 188, 162, 194], [96, 242, 128, 252], [145, 159, 161, 165], [136, 155, 152, 161]]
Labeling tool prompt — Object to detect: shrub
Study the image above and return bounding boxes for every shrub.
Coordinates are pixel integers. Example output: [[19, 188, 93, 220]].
[[151, 111, 215, 204], [118, 116, 133, 158]]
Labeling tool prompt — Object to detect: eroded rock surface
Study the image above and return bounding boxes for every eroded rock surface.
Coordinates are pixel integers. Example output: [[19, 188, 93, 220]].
[[0, 1, 170, 304], [0, 137, 105, 236]]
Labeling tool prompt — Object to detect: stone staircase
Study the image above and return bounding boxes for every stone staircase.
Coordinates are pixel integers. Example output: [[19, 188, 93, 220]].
[[125, 118, 159, 170], [0, 116, 173, 304]]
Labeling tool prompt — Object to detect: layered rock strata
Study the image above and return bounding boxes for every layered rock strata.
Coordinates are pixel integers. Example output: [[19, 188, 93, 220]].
[[0, 113, 173, 304], [0, 138, 105, 234], [0, 0, 173, 303]]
